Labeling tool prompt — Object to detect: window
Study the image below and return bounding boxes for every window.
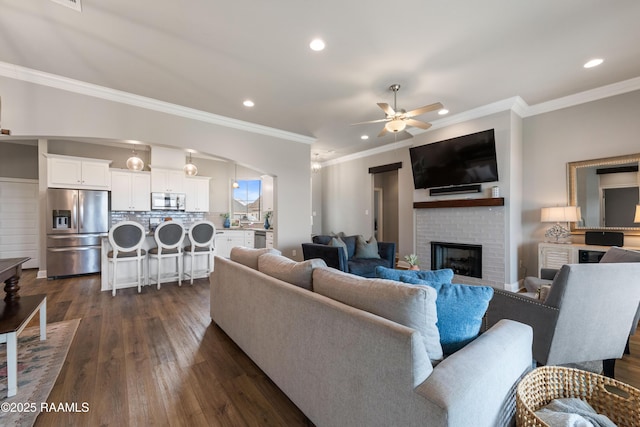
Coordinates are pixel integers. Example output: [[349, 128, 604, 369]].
[[232, 180, 262, 221]]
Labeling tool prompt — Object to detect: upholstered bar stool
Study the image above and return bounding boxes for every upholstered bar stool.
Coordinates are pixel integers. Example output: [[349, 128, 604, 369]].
[[107, 221, 147, 296], [183, 220, 216, 284], [148, 220, 185, 289]]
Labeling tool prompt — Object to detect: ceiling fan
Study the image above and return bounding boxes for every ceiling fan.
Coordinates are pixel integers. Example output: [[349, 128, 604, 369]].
[[352, 84, 443, 137]]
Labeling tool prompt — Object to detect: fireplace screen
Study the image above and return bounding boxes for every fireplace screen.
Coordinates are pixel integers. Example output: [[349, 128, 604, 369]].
[[431, 242, 482, 278]]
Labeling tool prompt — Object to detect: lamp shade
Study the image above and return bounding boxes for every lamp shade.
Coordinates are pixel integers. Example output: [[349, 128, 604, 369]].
[[385, 119, 406, 133], [635, 204, 640, 223], [541, 206, 580, 222]]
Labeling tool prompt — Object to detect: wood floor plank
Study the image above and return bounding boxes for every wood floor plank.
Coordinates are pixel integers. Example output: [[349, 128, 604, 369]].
[[10, 269, 639, 426]]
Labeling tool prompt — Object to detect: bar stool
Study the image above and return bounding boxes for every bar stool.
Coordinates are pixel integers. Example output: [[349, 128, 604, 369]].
[[107, 221, 147, 296], [183, 220, 216, 284], [148, 220, 185, 289]]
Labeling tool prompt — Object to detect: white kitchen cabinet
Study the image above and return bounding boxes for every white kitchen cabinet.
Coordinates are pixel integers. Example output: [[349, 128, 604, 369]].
[[266, 231, 274, 249], [47, 154, 111, 189], [215, 230, 254, 258], [151, 168, 185, 193], [185, 176, 210, 212], [110, 170, 151, 211], [261, 175, 274, 212]]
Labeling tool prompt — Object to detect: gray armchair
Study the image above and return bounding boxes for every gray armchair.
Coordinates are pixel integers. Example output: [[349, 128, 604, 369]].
[[486, 262, 640, 372]]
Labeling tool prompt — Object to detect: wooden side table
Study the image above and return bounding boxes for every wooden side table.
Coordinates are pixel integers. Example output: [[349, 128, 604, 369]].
[[0, 295, 47, 397]]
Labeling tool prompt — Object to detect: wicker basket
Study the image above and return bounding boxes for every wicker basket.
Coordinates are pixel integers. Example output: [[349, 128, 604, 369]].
[[516, 366, 640, 427]]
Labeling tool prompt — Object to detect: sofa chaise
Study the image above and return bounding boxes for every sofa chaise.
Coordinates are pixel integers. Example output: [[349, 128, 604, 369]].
[[210, 248, 533, 427]]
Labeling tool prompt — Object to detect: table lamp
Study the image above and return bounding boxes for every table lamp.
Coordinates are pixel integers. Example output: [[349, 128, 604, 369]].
[[541, 206, 580, 243]]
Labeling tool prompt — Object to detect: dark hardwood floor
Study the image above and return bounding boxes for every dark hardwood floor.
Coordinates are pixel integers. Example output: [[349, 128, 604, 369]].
[[12, 269, 640, 425], [16, 269, 311, 427]]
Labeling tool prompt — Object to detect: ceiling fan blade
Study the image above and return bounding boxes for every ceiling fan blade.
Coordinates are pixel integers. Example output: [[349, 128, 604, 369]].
[[405, 119, 432, 130], [404, 102, 443, 118], [378, 126, 388, 137], [351, 118, 390, 126], [377, 103, 396, 116]]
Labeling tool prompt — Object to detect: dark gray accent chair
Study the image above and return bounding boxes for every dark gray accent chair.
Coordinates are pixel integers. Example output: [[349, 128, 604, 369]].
[[486, 261, 640, 375], [301, 235, 395, 278]]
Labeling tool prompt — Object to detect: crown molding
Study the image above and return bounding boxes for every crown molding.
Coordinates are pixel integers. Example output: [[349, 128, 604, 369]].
[[327, 77, 640, 166], [0, 61, 316, 145], [522, 76, 640, 117]]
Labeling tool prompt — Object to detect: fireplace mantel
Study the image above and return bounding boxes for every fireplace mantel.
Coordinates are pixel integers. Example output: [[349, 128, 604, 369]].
[[413, 197, 504, 209]]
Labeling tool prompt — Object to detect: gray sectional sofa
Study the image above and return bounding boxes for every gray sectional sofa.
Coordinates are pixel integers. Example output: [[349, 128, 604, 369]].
[[210, 248, 534, 427]]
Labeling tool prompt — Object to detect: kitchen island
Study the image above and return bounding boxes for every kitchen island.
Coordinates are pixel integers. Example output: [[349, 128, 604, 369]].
[[99, 232, 212, 292]]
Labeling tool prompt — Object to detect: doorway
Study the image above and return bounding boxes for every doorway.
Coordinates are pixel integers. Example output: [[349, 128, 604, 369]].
[[372, 169, 399, 248]]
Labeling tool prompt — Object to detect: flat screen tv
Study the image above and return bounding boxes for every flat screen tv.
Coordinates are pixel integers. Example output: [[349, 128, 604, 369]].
[[409, 129, 499, 189]]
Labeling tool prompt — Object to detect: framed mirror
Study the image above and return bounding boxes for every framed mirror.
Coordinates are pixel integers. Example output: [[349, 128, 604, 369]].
[[568, 153, 640, 235]]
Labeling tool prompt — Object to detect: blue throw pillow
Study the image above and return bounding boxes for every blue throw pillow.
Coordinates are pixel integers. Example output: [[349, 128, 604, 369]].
[[399, 274, 494, 355], [328, 237, 348, 259], [375, 266, 454, 284]]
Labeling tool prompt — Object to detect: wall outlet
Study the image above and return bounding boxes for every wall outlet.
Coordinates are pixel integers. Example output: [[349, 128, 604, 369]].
[[292, 249, 297, 257]]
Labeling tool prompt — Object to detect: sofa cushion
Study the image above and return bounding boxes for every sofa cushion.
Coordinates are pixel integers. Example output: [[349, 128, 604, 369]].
[[375, 266, 454, 284], [230, 247, 282, 270], [348, 258, 391, 278], [313, 267, 443, 363], [258, 253, 327, 291], [328, 237, 348, 259], [399, 275, 494, 355], [354, 235, 381, 259]]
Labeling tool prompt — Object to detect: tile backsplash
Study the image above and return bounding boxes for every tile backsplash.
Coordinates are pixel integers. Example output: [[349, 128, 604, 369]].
[[110, 211, 225, 232]]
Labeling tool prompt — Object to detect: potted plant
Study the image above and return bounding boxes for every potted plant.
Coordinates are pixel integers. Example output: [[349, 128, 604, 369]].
[[264, 211, 273, 229], [404, 254, 420, 270], [220, 213, 230, 228]]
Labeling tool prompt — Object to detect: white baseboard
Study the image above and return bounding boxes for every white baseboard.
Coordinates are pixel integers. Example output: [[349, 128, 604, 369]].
[[503, 279, 521, 292], [37, 270, 48, 279]]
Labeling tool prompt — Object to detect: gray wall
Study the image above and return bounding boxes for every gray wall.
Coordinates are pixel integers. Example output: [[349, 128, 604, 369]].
[[521, 89, 640, 273], [0, 141, 38, 179], [320, 110, 521, 283], [319, 89, 640, 283]]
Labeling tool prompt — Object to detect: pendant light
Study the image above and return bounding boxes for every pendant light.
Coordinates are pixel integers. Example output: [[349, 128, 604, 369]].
[[232, 163, 240, 188], [311, 153, 322, 173], [184, 152, 198, 176], [126, 145, 144, 171]]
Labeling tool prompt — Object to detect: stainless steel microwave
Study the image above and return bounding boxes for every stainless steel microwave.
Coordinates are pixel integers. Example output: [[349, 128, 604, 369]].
[[151, 193, 186, 211]]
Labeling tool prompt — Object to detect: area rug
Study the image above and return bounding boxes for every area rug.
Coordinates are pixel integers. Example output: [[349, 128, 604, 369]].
[[0, 318, 80, 427]]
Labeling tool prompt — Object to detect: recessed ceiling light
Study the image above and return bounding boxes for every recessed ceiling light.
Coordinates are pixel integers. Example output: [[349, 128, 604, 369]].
[[243, 100, 255, 107], [361, 135, 369, 140], [584, 58, 604, 69], [309, 38, 325, 51], [438, 108, 449, 115]]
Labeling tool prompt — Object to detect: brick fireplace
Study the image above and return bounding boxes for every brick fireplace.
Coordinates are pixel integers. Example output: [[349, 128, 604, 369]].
[[415, 200, 506, 288]]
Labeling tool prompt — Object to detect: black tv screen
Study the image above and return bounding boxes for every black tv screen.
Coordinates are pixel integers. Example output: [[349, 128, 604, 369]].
[[409, 129, 499, 189]]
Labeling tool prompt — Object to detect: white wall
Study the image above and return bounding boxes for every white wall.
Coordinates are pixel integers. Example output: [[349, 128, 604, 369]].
[[1, 75, 312, 260]]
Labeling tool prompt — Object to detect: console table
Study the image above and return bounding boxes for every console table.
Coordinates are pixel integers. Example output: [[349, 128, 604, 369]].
[[538, 242, 640, 276]]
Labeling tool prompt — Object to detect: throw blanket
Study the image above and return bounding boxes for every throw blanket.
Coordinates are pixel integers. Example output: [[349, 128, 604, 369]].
[[534, 398, 616, 427]]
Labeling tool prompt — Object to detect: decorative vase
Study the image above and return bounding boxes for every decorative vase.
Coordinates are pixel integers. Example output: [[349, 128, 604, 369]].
[[223, 217, 230, 228], [409, 265, 420, 271], [264, 218, 270, 229]]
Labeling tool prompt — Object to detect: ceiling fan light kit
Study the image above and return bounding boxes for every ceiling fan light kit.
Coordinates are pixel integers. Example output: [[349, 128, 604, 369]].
[[352, 84, 442, 137]]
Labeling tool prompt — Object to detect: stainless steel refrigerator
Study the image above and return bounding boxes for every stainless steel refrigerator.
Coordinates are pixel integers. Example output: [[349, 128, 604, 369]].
[[46, 188, 110, 278]]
